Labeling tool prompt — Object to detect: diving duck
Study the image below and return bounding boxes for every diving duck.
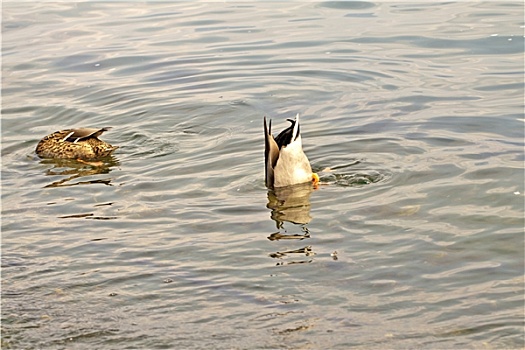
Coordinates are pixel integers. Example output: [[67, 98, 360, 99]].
[[35, 127, 118, 159], [264, 114, 319, 189]]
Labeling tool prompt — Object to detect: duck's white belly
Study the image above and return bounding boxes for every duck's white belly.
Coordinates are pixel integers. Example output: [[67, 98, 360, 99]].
[[273, 139, 313, 188]]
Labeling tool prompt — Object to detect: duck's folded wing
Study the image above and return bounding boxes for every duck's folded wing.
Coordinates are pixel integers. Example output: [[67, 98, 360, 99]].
[[64, 127, 111, 143], [264, 117, 280, 188]]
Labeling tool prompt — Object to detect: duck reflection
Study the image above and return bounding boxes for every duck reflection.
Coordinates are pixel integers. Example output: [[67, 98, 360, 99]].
[[266, 182, 316, 264], [267, 182, 313, 226], [40, 156, 119, 188]]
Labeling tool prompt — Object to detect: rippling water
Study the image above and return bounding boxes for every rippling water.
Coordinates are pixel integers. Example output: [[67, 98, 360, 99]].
[[2, 2, 524, 349]]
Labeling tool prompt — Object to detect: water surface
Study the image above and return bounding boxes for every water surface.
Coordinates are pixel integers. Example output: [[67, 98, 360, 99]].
[[2, 2, 524, 349]]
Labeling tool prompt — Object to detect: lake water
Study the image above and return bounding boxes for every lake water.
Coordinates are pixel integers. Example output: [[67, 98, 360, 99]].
[[2, 2, 524, 349]]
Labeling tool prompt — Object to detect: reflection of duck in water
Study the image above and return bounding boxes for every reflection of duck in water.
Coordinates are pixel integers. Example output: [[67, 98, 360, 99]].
[[264, 114, 319, 189], [267, 182, 314, 226], [36, 127, 118, 159], [41, 156, 118, 188]]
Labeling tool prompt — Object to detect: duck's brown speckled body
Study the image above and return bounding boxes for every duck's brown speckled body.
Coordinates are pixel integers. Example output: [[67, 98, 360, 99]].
[[36, 127, 118, 159]]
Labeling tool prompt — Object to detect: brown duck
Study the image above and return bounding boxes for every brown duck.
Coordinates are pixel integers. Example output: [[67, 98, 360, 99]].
[[36, 127, 118, 159]]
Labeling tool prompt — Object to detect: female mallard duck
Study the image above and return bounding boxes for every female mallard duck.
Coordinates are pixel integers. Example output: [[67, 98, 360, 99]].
[[264, 114, 319, 189], [36, 127, 118, 159]]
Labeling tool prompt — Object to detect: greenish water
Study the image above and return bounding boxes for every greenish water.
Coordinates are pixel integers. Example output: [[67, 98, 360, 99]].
[[2, 2, 524, 349]]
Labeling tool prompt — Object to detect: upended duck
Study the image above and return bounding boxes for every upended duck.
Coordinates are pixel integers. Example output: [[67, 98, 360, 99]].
[[264, 114, 319, 189], [35, 127, 118, 159]]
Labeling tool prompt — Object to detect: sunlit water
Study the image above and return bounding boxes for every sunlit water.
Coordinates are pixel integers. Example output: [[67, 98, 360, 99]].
[[2, 2, 524, 349]]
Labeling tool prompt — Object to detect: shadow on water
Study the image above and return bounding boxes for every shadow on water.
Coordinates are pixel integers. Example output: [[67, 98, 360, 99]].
[[266, 182, 316, 265], [39, 156, 120, 188]]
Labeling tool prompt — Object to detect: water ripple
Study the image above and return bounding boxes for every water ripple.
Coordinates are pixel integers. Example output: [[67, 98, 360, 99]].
[[2, 2, 523, 349]]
